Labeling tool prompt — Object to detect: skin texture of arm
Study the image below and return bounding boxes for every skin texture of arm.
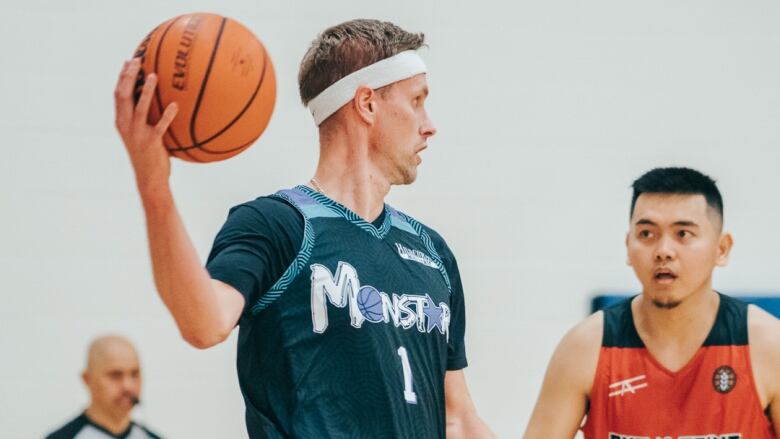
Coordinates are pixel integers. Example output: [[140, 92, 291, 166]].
[[444, 370, 496, 438], [748, 305, 780, 435], [523, 311, 603, 439], [114, 59, 244, 349]]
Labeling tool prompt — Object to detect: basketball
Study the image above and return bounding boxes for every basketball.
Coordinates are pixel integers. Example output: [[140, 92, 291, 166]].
[[132, 13, 275, 163], [357, 286, 385, 323]]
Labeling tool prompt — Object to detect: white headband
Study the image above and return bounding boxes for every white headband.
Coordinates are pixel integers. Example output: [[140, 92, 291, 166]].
[[307, 50, 427, 125]]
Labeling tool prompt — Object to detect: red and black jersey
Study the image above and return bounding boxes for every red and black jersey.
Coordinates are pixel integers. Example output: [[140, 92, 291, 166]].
[[582, 293, 774, 438]]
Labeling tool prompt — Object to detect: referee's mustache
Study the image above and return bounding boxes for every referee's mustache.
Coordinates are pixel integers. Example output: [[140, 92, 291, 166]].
[[118, 392, 141, 406]]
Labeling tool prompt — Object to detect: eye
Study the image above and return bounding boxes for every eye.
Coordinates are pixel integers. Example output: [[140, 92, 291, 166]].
[[638, 229, 652, 238], [677, 230, 692, 238]]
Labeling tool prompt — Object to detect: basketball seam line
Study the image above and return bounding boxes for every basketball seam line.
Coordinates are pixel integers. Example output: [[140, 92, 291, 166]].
[[189, 17, 227, 151], [181, 43, 270, 154]]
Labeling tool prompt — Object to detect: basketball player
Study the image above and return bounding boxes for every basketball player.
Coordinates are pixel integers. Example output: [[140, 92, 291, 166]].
[[46, 335, 162, 439], [524, 167, 780, 438], [114, 19, 494, 438]]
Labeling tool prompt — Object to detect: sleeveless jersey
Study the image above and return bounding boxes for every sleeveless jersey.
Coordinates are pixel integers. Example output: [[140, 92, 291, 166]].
[[235, 186, 462, 438], [582, 293, 774, 439]]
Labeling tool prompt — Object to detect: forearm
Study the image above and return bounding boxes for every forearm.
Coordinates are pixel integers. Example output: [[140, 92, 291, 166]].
[[141, 187, 234, 347], [446, 411, 495, 439]]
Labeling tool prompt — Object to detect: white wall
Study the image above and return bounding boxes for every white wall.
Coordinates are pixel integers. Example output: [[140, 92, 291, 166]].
[[3, 1, 780, 437]]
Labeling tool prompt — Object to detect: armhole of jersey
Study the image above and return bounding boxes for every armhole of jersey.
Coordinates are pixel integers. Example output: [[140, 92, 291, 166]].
[[394, 209, 453, 294], [580, 310, 607, 437], [249, 191, 315, 315], [744, 304, 774, 425], [586, 310, 606, 410]]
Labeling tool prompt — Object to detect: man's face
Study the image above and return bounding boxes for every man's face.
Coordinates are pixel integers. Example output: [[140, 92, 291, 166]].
[[83, 342, 141, 417], [626, 193, 730, 309], [371, 73, 437, 185]]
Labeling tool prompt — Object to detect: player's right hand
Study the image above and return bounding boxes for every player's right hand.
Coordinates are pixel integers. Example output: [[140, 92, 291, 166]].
[[114, 57, 178, 196]]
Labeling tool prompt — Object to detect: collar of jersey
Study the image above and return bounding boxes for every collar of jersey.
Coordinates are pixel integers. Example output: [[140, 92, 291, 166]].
[[295, 185, 393, 239]]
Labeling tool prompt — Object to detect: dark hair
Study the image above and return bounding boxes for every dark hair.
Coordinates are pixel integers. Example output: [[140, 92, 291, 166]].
[[298, 19, 425, 106], [630, 167, 723, 220]]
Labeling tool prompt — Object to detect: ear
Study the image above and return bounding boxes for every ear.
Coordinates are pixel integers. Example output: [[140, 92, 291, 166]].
[[82, 370, 90, 387], [715, 232, 733, 267], [625, 232, 631, 266], [352, 85, 377, 125]]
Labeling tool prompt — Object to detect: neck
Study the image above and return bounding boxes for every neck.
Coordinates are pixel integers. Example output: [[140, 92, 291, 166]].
[[313, 124, 390, 221], [634, 281, 719, 342], [85, 404, 131, 435]]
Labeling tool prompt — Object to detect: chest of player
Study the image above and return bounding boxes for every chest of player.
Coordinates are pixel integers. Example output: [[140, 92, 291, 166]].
[[286, 218, 452, 340], [585, 345, 772, 438]]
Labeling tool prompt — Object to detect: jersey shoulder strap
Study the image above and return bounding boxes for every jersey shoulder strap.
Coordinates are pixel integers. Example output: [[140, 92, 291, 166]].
[[602, 297, 644, 348], [703, 293, 748, 346]]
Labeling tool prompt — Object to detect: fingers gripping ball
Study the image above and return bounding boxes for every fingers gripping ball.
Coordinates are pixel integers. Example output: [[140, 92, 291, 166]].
[[133, 13, 276, 163]]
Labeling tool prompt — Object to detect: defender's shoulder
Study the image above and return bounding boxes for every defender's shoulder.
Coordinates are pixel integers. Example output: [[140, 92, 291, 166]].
[[552, 312, 603, 387], [45, 413, 88, 439], [749, 304, 780, 354]]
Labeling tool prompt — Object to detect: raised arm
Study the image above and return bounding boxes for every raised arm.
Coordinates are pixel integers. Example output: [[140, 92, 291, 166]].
[[523, 312, 603, 439], [114, 58, 244, 348]]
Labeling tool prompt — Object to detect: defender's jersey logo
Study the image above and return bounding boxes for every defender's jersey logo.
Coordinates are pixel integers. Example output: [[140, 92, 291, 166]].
[[712, 365, 736, 393], [395, 243, 439, 269], [608, 375, 648, 397], [310, 261, 450, 338]]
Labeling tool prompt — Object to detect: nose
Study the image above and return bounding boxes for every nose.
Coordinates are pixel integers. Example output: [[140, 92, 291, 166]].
[[122, 375, 140, 393], [653, 236, 676, 261], [420, 110, 436, 138]]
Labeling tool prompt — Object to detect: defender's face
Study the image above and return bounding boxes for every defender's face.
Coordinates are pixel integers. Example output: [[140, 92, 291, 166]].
[[373, 74, 436, 185], [84, 344, 141, 416], [626, 193, 729, 309]]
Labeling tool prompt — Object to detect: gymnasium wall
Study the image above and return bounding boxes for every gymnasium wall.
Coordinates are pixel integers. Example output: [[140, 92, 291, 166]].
[[3, 1, 780, 437]]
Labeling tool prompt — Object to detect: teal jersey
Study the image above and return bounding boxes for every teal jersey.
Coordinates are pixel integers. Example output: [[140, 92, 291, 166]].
[[210, 186, 466, 438]]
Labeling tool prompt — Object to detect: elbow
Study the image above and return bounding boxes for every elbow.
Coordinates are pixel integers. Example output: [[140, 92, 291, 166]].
[[446, 411, 469, 439], [446, 411, 495, 439], [446, 416, 464, 439], [181, 326, 231, 350]]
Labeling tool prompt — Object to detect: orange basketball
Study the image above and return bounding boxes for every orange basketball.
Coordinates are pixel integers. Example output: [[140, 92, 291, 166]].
[[132, 13, 275, 162]]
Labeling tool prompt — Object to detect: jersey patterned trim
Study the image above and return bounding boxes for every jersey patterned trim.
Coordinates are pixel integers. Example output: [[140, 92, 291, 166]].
[[251, 189, 317, 314], [255, 187, 453, 314], [298, 185, 394, 239], [390, 206, 452, 295]]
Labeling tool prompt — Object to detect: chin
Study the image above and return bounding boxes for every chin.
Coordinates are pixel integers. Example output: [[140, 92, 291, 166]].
[[399, 168, 418, 185], [651, 297, 683, 309], [644, 289, 684, 309]]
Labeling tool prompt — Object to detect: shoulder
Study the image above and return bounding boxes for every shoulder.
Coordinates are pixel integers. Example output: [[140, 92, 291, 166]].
[[748, 304, 780, 352], [220, 195, 303, 233], [748, 305, 780, 385], [558, 311, 603, 358], [423, 226, 456, 262], [135, 423, 164, 439], [388, 206, 457, 260], [45, 413, 87, 439], [549, 311, 604, 393], [399, 209, 453, 252], [229, 195, 300, 221]]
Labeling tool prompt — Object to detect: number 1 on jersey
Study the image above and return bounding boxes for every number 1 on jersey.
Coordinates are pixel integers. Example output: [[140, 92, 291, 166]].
[[397, 346, 418, 404]]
